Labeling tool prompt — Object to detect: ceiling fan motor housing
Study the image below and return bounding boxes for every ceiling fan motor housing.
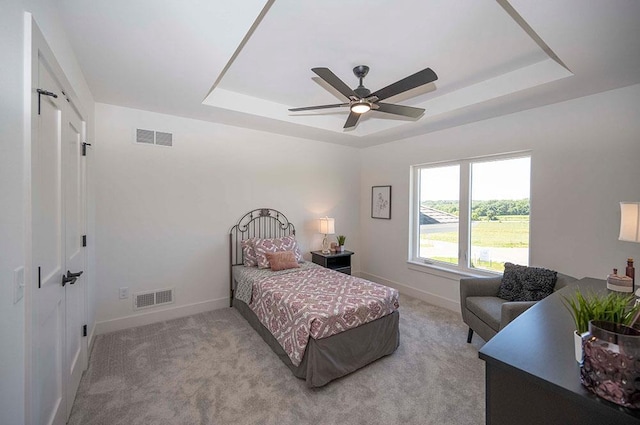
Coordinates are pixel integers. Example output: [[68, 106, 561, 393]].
[[354, 87, 371, 97], [353, 65, 371, 97]]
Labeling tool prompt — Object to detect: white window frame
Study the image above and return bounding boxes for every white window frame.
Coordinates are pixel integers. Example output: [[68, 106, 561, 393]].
[[409, 151, 531, 277]]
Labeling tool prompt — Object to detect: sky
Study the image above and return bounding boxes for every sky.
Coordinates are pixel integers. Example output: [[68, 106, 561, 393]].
[[420, 156, 530, 201]]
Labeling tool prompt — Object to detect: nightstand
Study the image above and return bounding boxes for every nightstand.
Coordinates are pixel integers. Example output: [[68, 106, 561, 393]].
[[311, 251, 354, 275]]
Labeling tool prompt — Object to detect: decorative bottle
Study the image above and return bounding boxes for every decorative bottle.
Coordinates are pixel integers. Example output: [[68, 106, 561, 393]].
[[626, 258, 635, 291]]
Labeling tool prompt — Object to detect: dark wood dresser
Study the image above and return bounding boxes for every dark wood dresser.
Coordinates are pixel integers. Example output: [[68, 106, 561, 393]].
[[479, 277, 640, 425]]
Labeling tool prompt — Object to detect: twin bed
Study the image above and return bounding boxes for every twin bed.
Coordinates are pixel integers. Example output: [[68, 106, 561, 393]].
[[229, 208, 400, 387]]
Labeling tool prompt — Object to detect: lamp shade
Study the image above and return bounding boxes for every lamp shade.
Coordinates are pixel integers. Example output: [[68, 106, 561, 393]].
[[619, 202, 640, 242], [319, 217, 335, 235]]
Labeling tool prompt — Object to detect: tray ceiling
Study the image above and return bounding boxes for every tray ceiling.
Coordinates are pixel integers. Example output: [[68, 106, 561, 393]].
[[58, 0, 640, 147]]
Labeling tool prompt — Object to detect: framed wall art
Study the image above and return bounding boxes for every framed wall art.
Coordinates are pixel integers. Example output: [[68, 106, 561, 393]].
[[371, 186, 392, 219]]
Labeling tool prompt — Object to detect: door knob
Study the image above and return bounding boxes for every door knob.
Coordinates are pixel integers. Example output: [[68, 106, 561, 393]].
[[66, 270, 83, 285], [61, 274, 76, 287]]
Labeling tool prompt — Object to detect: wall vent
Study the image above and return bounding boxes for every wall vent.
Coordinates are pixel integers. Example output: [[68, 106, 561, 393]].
[[155, 131, 173, 147], [136, 128, 173, 147], [133, 288, 174, 310], [136, 129, 155, 144]]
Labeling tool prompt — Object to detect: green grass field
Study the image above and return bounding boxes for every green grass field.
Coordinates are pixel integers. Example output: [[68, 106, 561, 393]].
[[429, 257, 506, 272], [492, 215, 528, 222], [470, 219, 529, 247], [420, 215, 529, 272], [422, 216, 529, 248]]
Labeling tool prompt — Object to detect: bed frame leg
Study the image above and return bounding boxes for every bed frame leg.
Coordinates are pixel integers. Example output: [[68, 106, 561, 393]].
[[467, 328, 474, 343]]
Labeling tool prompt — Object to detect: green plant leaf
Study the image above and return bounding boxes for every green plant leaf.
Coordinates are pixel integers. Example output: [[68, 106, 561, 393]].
[[562, 290, 639, 334]]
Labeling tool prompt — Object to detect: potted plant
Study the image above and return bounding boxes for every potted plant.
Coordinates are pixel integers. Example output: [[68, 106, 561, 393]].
[[564, 291, 639, 333], [564, 291, 639, 360], [336, 235, 346, 252], [563, 290, 640, 408]]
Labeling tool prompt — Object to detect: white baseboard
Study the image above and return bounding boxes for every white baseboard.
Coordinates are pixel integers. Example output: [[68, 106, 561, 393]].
[[95, 297, 229, 335], [88, 322, 97, 354], [359, 271, 461, 313]]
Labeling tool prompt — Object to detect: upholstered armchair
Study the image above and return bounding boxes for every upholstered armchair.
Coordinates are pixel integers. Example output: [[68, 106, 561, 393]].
[[460, 272, 577, 343]]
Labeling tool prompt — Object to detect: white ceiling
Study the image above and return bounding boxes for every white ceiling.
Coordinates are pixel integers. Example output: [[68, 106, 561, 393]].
[[58, 0, 640, 148]]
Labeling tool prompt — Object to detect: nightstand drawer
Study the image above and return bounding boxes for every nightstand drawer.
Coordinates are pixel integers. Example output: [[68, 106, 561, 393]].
[[325, 256, 350, 269], [333, 266, 351, 275], [311, 251, 354, 275]]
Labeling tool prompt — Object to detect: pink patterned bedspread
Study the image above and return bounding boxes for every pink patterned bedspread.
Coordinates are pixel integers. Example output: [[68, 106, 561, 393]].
[[249, 267, 400, 366]]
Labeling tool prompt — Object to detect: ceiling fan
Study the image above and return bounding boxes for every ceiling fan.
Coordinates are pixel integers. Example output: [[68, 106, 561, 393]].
[[289, 65, 438, 129]]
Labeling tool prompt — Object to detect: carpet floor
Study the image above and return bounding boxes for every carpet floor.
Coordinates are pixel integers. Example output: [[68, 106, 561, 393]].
[[68, 295, 486, 425]]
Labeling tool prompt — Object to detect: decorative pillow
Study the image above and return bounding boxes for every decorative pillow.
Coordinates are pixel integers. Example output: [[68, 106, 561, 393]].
[[265, 251, 300, 271], [253, 236, 303, 268], [241, 238, 258, 267], [497, 262, 558, 302]]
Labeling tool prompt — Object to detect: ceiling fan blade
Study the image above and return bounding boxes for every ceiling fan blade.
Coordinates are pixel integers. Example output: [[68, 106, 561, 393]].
[[370, 68, 438, 101], [343, 111, 361, 129], [376, 102, 425, 118], [312, 68, 358, 100], [289, 103, 348, 112]]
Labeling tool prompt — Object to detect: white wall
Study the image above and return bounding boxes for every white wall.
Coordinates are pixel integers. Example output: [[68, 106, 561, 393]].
[[0, 4, 28, 424], [359, 84, 640, 311], [93, 103, 361, 332], [0, 1, 94, 424]]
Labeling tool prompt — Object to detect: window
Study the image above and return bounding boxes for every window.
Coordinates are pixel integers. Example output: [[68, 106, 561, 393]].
[[418, 164, 460, 265], [411, 154, 530, 274]]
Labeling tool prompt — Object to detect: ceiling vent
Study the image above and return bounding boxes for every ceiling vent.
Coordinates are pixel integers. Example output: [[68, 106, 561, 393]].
[[133, 288, 174, 310], [136, 128, 173, 147]]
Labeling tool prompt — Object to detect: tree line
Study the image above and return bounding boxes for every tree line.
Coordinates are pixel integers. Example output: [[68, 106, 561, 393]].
[[423, 199, 529, 221]]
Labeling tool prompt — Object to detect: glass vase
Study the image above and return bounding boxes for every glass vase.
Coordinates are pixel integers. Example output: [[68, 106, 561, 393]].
[[581, 320, 640, 409]]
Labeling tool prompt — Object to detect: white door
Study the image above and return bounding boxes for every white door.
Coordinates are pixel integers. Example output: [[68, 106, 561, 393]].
[[33, 58, 67, 425], [63, 106, 87, 417], [32, 44, 87, 425]]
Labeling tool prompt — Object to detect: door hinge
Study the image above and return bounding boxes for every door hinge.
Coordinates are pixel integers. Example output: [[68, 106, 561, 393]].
[[36, 89, 58, 115], [82, 235, 87, 247], [82, 142, 92, 156], [82, 324, 87, 337]]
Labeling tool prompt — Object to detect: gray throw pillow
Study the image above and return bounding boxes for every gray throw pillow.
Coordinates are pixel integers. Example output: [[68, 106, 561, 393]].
[[497, 262, 558, 302]]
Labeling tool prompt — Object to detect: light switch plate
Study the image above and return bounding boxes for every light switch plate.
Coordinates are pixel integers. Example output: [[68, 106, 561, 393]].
[[14, 266, 25, 304]]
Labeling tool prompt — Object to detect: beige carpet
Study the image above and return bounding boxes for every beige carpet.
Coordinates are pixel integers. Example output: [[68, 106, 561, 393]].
[[68, 295, 486, 425]]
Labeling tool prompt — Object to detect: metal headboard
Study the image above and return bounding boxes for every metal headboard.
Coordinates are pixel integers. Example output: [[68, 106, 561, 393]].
[[228, 208, 296, 306]]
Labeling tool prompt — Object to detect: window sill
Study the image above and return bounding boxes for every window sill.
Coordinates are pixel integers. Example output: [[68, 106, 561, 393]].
[[406, 260, 500, 281]]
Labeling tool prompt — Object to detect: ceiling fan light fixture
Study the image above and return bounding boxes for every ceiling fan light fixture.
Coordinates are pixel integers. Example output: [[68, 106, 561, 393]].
[[292, 65, 438, 129], [350, 100, 371, 114]]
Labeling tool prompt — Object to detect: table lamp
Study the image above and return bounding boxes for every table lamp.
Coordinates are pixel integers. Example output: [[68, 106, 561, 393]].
[[319, 217, 335, 254], [619, 202, 640, 293], [619, 202, 640, 243]]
